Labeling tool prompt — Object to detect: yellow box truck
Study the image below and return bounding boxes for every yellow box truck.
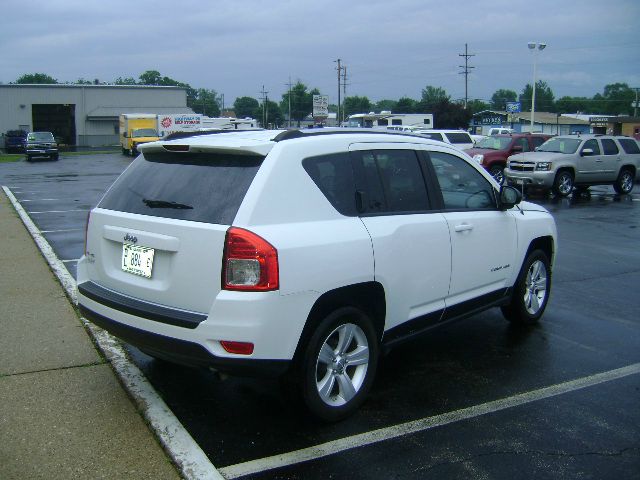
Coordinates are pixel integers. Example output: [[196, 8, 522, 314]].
[[119, 114, 160, 156]]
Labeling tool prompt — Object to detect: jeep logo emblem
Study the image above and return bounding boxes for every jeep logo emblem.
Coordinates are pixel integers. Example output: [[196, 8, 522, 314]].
[[124, 233, 138, 244]]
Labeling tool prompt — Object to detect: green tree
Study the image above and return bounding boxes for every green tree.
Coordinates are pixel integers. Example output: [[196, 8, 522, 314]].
[[343, 96, 371, 118], [192, 88, 220, 116], [490, 89, 517, 110], [520, 80, 555, 112], [138, 70, 162, 85], [594, 83, 635, 115], [256, 100, 283, 128], [431, 100, 472, 129], [234, 96, 260, 118], [114, 76, 138, 85], [555, 96, 591, 114], [74, 78, 93, 85], [420, 86, 450, 110], [14, 73, 58, 84], [280, 81, 315, 126], [395, 97, 416, 113], [374, 99, 397, 112], [467, 99, 490, 114]]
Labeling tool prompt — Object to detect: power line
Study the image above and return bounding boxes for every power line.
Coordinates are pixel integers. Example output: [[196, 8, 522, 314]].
[[259, 85, 269, 128], [459, 43, 475, 109]]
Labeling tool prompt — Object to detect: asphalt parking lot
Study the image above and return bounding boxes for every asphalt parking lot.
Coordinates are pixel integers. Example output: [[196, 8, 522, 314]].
[[2, 153, 639, 479]]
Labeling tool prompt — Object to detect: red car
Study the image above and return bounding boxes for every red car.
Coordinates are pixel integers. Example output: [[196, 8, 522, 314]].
[[465, 133, 552, 183]]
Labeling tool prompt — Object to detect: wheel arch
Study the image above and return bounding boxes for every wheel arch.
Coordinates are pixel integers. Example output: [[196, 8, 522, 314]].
[[292, 282, 386, 364], [525, 235, 555, 268]]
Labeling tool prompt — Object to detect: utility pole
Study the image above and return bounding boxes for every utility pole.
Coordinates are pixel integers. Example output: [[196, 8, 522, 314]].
[[458, 43, 475, 109], [220, 93, 224, 116], [259, 85, 269, 128], [285, 76, 293, 127], [334, 59, 341, 127], [342, 64, 348, 124], [634, 87, 639, 118]]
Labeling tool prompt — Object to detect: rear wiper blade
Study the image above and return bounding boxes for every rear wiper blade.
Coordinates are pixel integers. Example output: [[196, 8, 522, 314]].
[[142, 198, 193, 209]]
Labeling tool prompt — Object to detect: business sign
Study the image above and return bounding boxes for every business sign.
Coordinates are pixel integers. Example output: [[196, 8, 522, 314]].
[[158, 114, 203, 136], [313, 95, 329, 117], [506, 102, 521, 113], [590, 116, 610, 127]]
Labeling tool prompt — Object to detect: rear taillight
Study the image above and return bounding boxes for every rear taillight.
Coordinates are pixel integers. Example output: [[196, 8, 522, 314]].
[[222, 227, 279, 291], [83, 211, 91, 255]]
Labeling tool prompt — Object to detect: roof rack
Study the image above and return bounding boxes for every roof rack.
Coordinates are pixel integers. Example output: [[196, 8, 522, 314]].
[[272, 128, 425, 142], [163, 129, 264, 141]]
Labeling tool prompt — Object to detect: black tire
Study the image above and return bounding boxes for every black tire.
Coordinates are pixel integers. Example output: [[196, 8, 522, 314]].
[[489, 165, 505, 184], [299, 306, 379, 422], [552, 170, 574, 197], [25, 155, 32, 162], [613, 169, 634, 195], [52, 154, 59, 161], [501, 249, 551, 325], [122, 148, 128, 156]]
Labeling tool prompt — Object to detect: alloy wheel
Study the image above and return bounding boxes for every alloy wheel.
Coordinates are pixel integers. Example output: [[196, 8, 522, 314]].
[[315, 323, 370, 407]]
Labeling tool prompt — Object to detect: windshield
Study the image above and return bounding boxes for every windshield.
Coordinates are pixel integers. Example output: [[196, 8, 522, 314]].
[[132, 128, 158, 138], [27, 132, 55, 142], [475, 136, 512, 150], [536, 138, 581, 154], [446, 132, 472, 144]]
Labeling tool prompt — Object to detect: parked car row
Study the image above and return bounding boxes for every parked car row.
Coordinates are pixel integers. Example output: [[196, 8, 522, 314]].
[[504, 134, 639, 197], [2, 130, 59, 160]]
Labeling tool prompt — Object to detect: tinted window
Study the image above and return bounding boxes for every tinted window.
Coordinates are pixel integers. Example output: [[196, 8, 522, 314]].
[[515, 137, 530, 152], [421, 132, 443, 141], [303, 152, 356, 216], [429, 152, 495, 210], [531, 136, 547, 148], [355, 150, 430, 213], [476, 136, 512, 150], [582, 139, 600, 155], [446, 132, 472, 144], [618, 138, 640, 154], [99, 152, 263, 225], [538, 138, 580, 154], [601, 139, 619, 155]]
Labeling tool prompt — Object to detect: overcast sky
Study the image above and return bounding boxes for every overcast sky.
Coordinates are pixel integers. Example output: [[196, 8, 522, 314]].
[[2, 0, 639, 107]]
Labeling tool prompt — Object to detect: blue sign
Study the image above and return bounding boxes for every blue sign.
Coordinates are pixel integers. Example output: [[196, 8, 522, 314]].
[[506, 102, 521, 113]]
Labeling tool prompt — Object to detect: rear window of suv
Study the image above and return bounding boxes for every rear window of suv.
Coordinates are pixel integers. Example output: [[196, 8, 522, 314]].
[[445, 132, 472, 144], [99, 152, 263, 225], [618, 138, 640, 154]]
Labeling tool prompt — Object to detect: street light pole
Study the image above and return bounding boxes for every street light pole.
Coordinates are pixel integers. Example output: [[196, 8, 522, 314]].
[[528, 41, 546, 132]]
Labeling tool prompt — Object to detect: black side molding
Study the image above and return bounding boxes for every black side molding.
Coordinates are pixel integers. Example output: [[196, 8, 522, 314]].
[[78, 281, 207, 329]]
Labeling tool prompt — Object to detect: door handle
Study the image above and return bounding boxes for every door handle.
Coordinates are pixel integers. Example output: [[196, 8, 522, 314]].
[[454, 223, 474, 232]]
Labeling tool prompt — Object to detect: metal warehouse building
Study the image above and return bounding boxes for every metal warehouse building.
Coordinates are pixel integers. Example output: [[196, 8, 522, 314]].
[[0, 84, 193, 147]]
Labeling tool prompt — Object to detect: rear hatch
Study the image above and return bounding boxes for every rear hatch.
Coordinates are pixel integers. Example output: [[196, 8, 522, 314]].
[[84, 149, 265, 314]]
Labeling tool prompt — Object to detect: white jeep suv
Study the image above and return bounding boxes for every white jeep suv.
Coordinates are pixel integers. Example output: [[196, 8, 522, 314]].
[[77, 129, 557, 421]]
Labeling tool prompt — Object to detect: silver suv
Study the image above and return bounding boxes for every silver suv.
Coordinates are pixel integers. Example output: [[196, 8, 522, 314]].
[[77, 129, 556, 421], [505, 135, 639, 197]]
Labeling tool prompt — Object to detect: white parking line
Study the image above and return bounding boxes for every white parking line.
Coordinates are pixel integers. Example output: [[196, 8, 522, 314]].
[[28, 209, 90, 214], [40, 228, 84, 234], [220, 362, 640, 479], [61, 259, 80, 263], [18, 198, 63, 202], [2, 186, 223, 480]]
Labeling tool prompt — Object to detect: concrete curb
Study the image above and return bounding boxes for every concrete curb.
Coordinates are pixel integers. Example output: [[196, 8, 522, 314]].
[[2, 186, 223, 480]]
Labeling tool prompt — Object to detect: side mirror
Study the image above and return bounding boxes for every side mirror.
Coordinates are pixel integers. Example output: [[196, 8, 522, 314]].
[[123, 132, 128, 138], [511, 145, 523, 153], [580, 148, 593, 157], [499, 185, 522, 210]]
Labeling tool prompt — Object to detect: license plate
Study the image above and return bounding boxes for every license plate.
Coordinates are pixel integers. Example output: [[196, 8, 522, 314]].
[[122, 243, 155, 278]]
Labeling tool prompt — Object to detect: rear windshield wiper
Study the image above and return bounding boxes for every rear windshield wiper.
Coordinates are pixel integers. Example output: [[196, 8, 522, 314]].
[[142, 198, 193, 209]]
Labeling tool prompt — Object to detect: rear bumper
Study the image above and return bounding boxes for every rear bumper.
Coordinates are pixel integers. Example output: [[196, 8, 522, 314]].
[[79, 303, 290, 377]]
